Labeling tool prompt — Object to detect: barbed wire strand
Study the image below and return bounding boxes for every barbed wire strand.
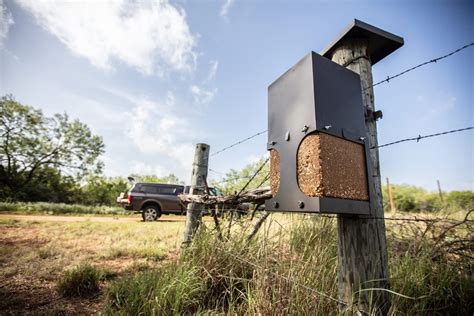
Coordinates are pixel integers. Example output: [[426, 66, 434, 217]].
[[209, 44, 473, 159], [374, 126, 473, 149], [368, 42, 474, 90], [211, 130, 268, 157]]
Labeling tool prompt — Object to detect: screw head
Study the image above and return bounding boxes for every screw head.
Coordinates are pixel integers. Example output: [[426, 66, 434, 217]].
[[324, 125, 332, 130], [297, 201, 304, 209], [273, 201, 279, 209]]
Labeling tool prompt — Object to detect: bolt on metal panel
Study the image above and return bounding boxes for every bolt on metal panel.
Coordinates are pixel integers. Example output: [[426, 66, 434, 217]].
[[265, 51, 375, 215]]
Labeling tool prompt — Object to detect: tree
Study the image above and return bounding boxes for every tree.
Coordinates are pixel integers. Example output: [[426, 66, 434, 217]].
[[0, 95, 105, 201], [129, 174, 182, 184], [210, 158, 270, 195], [78, 175, 130, 205]]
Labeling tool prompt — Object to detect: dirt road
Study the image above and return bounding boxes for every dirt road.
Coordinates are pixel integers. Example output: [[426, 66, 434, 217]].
[[0, 214, 188, 223]]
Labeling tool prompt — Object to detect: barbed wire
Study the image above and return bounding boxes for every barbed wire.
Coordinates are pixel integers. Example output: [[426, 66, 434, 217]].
[[209, 44, 473, 159], [313, 212, 473, 225], [210, 130, 267, 157], [204, 206, 472, 225], [373, 126, 473, 149], [368, 42, 474, 90]]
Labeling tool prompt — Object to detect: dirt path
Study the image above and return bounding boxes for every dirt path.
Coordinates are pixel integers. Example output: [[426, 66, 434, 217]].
[[0, 214, 188, 223]]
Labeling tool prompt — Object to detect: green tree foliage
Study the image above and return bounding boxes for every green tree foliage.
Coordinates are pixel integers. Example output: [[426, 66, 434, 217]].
[[130, 174, 182, 185], [383, 184, 473, 212], [445, 191, 474, 210], [77, 175, 130, 205], [0, 95, 104, 201], [210, 158, 269, 195]]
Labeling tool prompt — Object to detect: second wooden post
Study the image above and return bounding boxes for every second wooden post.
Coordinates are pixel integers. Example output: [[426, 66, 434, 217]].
[[182, 143, 210, 247]]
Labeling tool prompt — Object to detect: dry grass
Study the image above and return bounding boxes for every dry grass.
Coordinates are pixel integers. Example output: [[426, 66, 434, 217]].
[[0, 210, 471, 315], [0, 216, 185, 314]]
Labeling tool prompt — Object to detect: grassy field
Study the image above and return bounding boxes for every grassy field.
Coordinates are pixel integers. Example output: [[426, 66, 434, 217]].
[[0, 210, 472, 315], [0, 216, 185, 314]]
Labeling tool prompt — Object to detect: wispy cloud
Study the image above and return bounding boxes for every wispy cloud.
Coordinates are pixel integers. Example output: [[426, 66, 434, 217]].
[[190, 85, 217, 105], [0, 0, 14, 47], [220, 0, 234, 17], [207, 60, 219, 81], [16, 0, 197, 75]]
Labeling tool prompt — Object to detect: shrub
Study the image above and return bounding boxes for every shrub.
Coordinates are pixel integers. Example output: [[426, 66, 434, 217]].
[[57, 263, 103, 297]]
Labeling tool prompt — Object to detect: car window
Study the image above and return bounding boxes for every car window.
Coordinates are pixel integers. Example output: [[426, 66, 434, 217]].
[[156, 187, 176, 195], [140, 185, 157, 193]]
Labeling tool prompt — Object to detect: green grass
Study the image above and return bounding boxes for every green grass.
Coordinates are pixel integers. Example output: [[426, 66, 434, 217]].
[[57, 263, 104, 297], [0, 201, 129, 215]]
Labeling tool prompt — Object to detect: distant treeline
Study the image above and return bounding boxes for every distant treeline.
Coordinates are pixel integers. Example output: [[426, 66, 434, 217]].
[[0, 172, 181, 206], [382, 184, 473, 212]]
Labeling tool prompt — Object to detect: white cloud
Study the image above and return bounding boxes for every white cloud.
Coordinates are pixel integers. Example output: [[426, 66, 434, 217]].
[[16, 0, 196, 75], [0, 0, 14, 47], [190, 85, 217, 105], [207, 60, 219, 81], [124, 96, 195, 171], [220, 0, 234, 17], [129, 160, 170, 177]]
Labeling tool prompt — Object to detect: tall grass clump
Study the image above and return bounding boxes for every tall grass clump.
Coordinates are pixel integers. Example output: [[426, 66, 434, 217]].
[[57, 263, 104, 297], [106, 263, 205, 315], [106, 215, 341, 314], [106, 212, 473, 315], [0, 201, 127, 215]]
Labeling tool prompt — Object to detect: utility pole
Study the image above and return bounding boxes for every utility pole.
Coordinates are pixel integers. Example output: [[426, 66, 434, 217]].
[[322, 20, 403, 313], [182, 143, 210, 247], [437, 179, 444, 202], [386, 177, 395, 212]]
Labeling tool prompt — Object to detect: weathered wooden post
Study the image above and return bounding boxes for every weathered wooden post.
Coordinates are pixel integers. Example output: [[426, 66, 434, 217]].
[[182, 143, 210, 247], [386, 177, 395, 212], [322, 20, 404, 312], [437, 179, 444, 202]]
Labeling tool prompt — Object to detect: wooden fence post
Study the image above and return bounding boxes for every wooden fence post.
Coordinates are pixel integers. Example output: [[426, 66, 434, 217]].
[[387, 177, 395, 212], [331, 40, 391, 313], [437, 179, 444, 202], [182, 143, 210, 247]]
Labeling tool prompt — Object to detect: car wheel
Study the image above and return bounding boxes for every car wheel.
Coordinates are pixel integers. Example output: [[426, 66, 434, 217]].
[[142, 205, 161, 221]]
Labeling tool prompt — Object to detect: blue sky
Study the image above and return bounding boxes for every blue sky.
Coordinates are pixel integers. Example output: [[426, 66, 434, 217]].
[[1, 0, 472, 191]]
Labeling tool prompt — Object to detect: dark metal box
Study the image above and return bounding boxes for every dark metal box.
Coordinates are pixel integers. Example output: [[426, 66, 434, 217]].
[[265, 51, 374, 215]]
